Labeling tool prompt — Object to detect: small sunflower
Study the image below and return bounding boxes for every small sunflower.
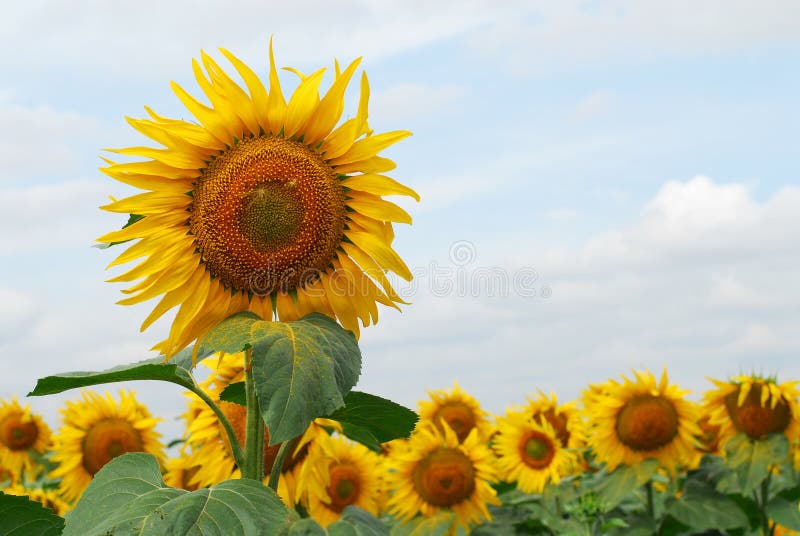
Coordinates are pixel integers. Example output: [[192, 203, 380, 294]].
[[583, 369, 701, 472], [99, 40, 417, 357], [419, 382, 492, 443], [522, 391, 584, 450], [2, 484, 70, 516], [49, 390, 165, 503], [300, 433, 382, 527], [386, 423, 499, 530], [0, 397, 51, 480], [493, 410, 577, 494], [704, 374, 800, 448]]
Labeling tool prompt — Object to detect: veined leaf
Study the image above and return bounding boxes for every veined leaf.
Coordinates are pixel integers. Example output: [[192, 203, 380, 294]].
[[0, 492, 65, 536]]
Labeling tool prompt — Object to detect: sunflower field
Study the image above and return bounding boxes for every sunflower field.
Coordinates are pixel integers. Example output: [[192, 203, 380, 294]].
[[2, 42, 799, 536]]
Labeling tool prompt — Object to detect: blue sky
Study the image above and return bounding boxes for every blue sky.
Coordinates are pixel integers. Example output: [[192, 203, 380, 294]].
[[1, 1, 799, 443]]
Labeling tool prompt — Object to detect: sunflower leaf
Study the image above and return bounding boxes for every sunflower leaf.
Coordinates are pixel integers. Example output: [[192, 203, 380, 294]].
[[27, 344, 212, 396], [63, 452, 295, 536], [0, 492, 65, 536], [665, 480, 749, 530], [327, 391, 418, 446], [724, 433, 789, 494], [219, 381, 247, 405], [765, 490, 800, 531], [287, 508, 388, 536], [202, 312, 362, 445]]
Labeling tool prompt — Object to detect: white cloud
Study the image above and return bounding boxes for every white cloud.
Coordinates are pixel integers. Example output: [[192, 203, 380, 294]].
[[0, 179, 113, 254], [360, 175, 800, 412], [0, 0, 501, 80], [0, 287, 37, 338], [570, 90, 615, 122], [0, 102, 101, 178], [371, 83, 466, 123], [466, 0, 800, 75]]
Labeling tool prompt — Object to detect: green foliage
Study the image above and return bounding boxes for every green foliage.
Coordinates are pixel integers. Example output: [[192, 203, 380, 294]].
[[665, 480, 749, 531], [766, 489, 800, 531], [220, 380, 247, 405], [63, 453, 295, 536], [28, 344, 212, 395], [725, 433, 790, 494], [202, 311, 362, 444], [592, 459, 659, 510], [0, 492, 65, 536], [288, 507, 390, 535], [328, 391, 418, 452]]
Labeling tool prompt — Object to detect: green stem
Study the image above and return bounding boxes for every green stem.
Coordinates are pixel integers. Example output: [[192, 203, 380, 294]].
[[646, 480, 655, 520], [268, 440, 293, 491], [187, 382, 244, 469], [242, 351, 264, 481], [758, 473, 772, 536]]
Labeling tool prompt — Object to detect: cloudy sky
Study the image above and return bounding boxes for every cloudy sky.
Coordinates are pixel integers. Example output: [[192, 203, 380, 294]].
[[1, 0, 799, 443]]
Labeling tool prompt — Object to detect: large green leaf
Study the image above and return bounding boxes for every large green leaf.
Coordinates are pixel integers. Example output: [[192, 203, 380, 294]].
[[28, 344, 212, 395], [725, 433, 789, 493], [665, 481, 749, 531], [202, 312, 362, 444], [328, 392, 418, 449], [63, 452, 294, 536], [0, 492, 65, 536], [592, 459, 658, 510]]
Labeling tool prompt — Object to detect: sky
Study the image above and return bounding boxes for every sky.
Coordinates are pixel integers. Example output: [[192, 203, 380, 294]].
[[1, 0, 799, 444]]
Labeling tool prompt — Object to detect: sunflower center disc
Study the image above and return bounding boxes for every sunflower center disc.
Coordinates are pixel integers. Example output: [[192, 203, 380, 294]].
[[520, 430, 556, 469], [413, 447, 476, 507], [327, 463, 361, 512], [0, 413, 38, 451], [615, 395, 679, 451], [724, 383, 791, 439], [538, 409, 570, 447], [190, 136, 345, 295], [82, 418, 144, 475], [434, 402, 477, 443]]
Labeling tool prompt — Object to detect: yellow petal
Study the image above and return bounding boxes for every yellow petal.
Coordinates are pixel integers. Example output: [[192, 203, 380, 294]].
[[333, 156, 396, 175], [219, 48, 270, 132], [346, 231, 412, 281], [342, 173, 419, 201], [347, 191, 412, 224], [267, 37, 286, 134], [303, 58, 361, 145], [330, 130, 412, 166], [284, 67, 325, 138]]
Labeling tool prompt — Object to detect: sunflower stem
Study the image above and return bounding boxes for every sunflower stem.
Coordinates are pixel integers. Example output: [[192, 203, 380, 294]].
[[187, 381, 244, 469], [268, 440, 293, 491], [645, 480, 655, 519], [757, 473, 772, 536], [243, 350, 264, 481]]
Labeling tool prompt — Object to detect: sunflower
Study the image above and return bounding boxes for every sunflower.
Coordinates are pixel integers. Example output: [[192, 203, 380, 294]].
[[522, 391, 584, 450], [704, 375, 800, 449], [493, 410, 577, 494], [49, 390, 165, 503], [0, 397, 51, 481], [418, 382, 493, 443], [583, 369, 701, 473], [300, 433, 382, 527], [386, 423, 499, 530], [163, 455, 200, 491], [98, 40, 417, 357], [2, 484, 70, 516]]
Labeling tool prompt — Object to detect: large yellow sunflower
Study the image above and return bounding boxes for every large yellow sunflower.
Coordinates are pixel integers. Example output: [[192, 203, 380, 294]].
[[98, 40, 418, 357], [583, 369, 701, 473], [2, 484, 70, 516], [493, 410, 578, 494], [49, 390, 165, 503], [704, 375, 800, 449], [300, 433, 382, 527], [0, 397, 51, 481], [418, 382, 493, 443], [386, 423, 499, 531]]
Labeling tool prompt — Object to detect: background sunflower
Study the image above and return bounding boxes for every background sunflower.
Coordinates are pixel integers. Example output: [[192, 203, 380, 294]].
[[49, 390, 165, 502], [0, 397, 51, 482]]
